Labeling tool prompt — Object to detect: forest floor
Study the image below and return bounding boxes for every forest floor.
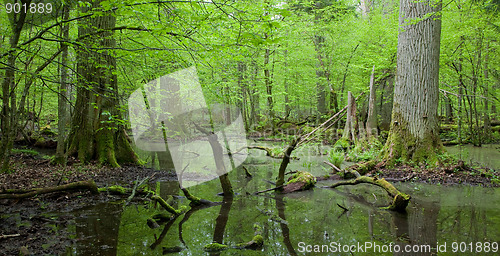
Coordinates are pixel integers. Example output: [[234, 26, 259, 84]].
[[0, 152, 498, 255]]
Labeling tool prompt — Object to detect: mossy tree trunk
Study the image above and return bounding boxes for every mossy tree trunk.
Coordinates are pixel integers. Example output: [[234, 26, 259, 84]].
[[382, 0, 444, 165], [67, 0, 139, 167]]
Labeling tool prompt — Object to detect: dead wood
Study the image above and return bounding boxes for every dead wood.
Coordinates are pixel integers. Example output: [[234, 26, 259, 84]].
[[0, 180, 98, 199], [326, 176, 411, 212]]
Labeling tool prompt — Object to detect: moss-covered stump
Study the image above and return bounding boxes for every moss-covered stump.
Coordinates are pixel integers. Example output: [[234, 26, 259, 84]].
[[328, 176, 411, 212], [235, 235, 264, 250], [283, 171, 316, 193], [203, 243, 228, 252], [234, 224, 264, 250]]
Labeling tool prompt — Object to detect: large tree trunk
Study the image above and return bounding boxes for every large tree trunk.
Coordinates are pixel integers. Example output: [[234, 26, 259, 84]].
[[382, 0, 444, 164], [67, 0, 139, 167]]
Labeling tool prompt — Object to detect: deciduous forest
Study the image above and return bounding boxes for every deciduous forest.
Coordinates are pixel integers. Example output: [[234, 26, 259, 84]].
[[1, 0, 499, 255]]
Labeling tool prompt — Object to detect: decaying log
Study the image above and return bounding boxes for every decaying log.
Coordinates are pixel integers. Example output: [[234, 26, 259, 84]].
[[282, 171, 316, 193], [0, 180, 98, 199], [327, 176, 411, 212], [151, 195, 184, 215]]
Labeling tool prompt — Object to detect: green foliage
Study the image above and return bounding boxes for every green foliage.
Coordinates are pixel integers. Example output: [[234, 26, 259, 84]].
[[327, 149, 344, 168], [346, 140, 381, 162], [11, 149, 39, 156]]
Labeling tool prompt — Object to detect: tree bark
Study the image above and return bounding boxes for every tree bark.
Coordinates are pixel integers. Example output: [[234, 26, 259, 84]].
[[366, 65, 378, 138], [342, 91, 358, 143], [383, 0, 444, 164], [264, 47, 275, 133], [0, 1, 30, 172], [54, 4, 70, 165], [67, 0, 139, 167]]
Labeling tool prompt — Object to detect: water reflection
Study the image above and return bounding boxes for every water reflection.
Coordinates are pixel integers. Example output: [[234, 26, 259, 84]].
[[64, 156, 500, 256]]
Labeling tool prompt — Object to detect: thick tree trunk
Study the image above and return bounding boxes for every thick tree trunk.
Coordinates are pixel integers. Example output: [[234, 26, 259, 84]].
[[67, 0, 139, 167], [383, 0, 444, 164]]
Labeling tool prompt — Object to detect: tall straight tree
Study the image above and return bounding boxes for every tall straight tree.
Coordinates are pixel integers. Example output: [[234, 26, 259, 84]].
[[382, 0, 444, 164], [67, 0, 139, 167]]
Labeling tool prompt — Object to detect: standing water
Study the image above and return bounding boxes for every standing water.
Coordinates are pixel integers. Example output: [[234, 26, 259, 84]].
[[61, 143, 500, 255]]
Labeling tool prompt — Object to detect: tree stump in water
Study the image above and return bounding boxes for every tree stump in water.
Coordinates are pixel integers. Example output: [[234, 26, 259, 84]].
[[282, 171, 316, 193]]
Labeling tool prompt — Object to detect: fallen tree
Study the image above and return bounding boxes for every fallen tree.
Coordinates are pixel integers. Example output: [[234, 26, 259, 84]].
[[0, 180, 98, 199], [324, 165, 411, 212]]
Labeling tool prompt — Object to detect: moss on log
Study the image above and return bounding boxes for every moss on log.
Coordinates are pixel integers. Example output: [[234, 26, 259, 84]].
[[0, 180, 98, 199], [203, 243, 228, 252], [328, 176, 411, 212], [282, 171, 316, 193], [151, 195, 186, 215]]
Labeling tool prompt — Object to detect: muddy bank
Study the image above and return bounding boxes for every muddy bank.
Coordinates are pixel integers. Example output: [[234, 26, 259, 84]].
[[0, 155, 176, 255]]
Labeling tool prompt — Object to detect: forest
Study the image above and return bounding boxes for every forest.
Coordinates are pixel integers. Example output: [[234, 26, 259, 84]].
[[1, 0, 499, 255]]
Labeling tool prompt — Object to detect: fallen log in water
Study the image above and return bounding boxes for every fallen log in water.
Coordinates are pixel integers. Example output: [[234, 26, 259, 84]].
[[326, 176, 411, 212]]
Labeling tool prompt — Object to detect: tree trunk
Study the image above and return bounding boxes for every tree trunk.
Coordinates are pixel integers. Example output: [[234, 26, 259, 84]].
[[249, 61, 259, 127], [0, 1, 29, 172], [264, 48, 275, 133], [383, 0, 444, 164], [54, 4, 70, 165], [315, 35, 327, 117], [366, 65, 378, 138], [482, 42, 490, 140], [342, 92, 358, 143], [67, 0, 139, 167]]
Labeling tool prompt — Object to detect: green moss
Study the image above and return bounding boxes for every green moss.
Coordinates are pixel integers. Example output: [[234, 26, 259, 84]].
[[287, 171, 316, 189], [96, 129, 119, 167], [203, 243, 228, 252], [253, 224, 262, 234], [11, 148, 39, 156], [98, 185, 127, 194], [252, 234, 264, 245]]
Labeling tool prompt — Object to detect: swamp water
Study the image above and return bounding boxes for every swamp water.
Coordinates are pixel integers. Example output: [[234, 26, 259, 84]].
[[59, 144, 500, 255]]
